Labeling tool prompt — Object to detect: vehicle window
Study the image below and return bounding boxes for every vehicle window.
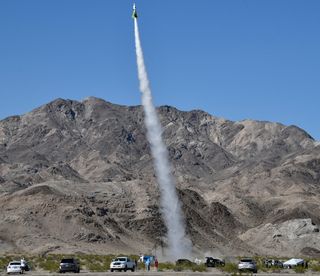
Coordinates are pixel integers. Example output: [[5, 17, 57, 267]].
[[115, 258, 126, 262], [241, 259, 253, 262], [61, 259, 74, 263], [10, 262, 21, 265]]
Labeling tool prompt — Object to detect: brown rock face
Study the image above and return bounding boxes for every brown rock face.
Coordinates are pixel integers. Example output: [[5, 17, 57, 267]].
[[0, 97, 319, 257]]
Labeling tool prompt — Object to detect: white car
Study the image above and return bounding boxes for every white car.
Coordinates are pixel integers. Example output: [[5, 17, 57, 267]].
[[7, 261, 23, 274], [110, 257, 136, 272], [238, 258, 257, 273]]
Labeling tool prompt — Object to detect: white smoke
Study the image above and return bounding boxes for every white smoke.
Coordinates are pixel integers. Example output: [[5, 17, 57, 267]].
[[134, 19, 192, 259]]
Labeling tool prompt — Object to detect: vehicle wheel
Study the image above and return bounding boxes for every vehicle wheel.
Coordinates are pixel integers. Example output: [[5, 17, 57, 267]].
[[131, 266, 135, 272], [124, 266, 127, 272], [110, 269, 114, 272]]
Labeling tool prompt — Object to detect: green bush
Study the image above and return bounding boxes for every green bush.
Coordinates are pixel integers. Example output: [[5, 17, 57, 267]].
[[191, 264, 207, 272], [158, 262, 175, 271], [220, 262, 238, 273], [79, 254, 115, 272], [256, 263, 268, 272], [167, 262, 207, 272], [38, 259, 59, 272], [0, 256, 13, 271], [311, 264, 320, 272], [294, 265, 306, 274]]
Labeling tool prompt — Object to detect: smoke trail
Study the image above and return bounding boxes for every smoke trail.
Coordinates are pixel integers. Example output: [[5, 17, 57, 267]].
[[134, 18, 192, 258]]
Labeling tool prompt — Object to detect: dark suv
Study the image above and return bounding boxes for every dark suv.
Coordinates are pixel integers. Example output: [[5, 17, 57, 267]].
[[59, 258, 80, 273]]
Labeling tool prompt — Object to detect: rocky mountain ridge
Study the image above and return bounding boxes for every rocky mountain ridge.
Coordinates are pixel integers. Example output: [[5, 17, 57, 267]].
[[0, 97, 319, 257]]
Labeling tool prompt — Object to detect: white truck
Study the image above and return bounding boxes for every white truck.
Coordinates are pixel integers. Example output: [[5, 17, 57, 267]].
[[110, 257, 136, 272]]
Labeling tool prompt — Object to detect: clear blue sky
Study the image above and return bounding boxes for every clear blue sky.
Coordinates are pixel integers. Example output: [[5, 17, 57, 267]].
[[0, 0, 319, 140]]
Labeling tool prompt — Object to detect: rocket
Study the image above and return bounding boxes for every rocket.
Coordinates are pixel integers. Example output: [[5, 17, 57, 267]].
[[132, 3, 138, 19]]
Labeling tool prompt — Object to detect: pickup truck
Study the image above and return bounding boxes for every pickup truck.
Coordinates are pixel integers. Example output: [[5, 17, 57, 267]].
[[110, 257, 136, 272]]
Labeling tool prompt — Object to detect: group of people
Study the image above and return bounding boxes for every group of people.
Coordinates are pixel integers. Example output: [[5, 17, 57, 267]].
[[138, 254, 159, 271]]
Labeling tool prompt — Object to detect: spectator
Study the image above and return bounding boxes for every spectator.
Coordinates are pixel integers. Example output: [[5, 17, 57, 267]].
[[21, 258, 27, 272], [139, 254, 144, 263], [155, 258, 159, 271], [145, 258, 150, 271]]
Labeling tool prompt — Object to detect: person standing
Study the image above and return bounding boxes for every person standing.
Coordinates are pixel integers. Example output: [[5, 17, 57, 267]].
[[155, 258, 159, 271], [145, 258, 150, 271], [21, 258, 27, 272], [134, 259, 138, 271]]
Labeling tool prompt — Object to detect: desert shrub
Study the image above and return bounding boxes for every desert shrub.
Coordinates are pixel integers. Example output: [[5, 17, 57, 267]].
[[220, 262, 238, 273], [294, 265, 306, 274], [270, 266, 283, 273], [158, 262, 175, 271], [0, 256, 14, 271], [191, 263, 207, 272], [173, 262, 192, 272], [86, 262, 108, 272], [79, 254, 111, 272], [311, 264, 320, 272], [256, 263, 268, 272], [38, 259, 59, 272], [172, 262, 206, 272]]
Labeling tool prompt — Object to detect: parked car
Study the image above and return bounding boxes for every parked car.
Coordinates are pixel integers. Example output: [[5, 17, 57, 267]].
[[238, 258, 257, 273], [7, 261, 23, 274], [110, 257, 136, 272], [59, 258, 80, 273], [283, 258, 305, 268], [175, 259, 195, 266], [205, 257, 225, 267], [264, 259, 283, 268]]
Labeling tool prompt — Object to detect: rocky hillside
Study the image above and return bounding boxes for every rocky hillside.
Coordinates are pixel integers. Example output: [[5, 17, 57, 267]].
[[0, 97, 319, 257]]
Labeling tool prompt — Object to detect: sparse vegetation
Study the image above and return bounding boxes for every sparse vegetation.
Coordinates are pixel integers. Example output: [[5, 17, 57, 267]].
[[38, 258, 59, 272], [220, 262, 238, 273], [294, 265, 306, 274], [311, 264, 320, 272], [158, 262, 175, 271], [174, 263, 207, 272], [191, 263, 207, 272], [0, 255, 13, 272]]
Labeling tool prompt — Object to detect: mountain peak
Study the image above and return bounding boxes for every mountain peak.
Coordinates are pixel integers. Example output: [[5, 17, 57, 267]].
[[0, 98, 319, 257]]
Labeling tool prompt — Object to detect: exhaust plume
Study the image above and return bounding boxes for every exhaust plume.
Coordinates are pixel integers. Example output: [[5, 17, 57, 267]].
[[134, 18, 192, 259]]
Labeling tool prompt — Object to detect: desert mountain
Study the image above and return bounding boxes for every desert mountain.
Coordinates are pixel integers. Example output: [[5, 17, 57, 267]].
[[0, 97, 319, 257]]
